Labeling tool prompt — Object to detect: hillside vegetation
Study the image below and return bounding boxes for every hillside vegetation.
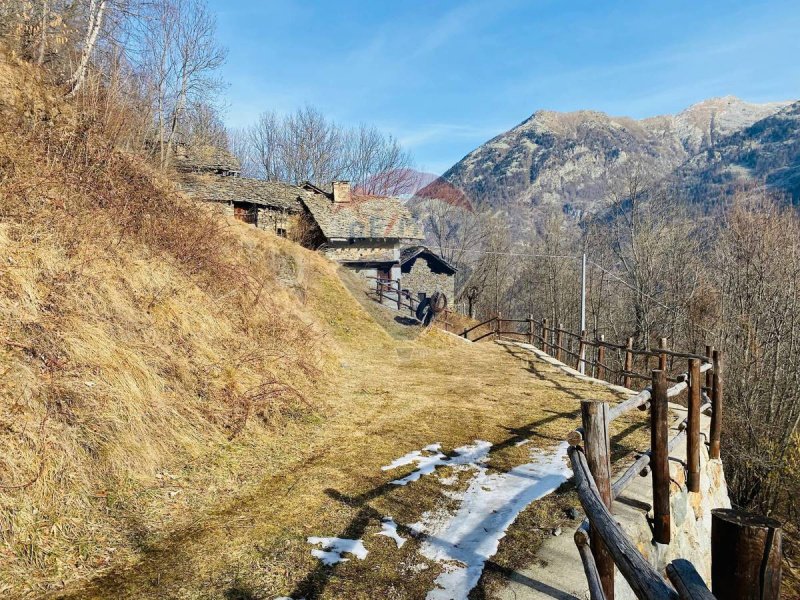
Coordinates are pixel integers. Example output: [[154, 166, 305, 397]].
[[0, 52, 364, 594], [0, 53, 658, 599]]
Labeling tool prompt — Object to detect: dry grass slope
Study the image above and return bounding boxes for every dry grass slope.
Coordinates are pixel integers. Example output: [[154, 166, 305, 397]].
[[0, 52, 655, 600], [0, 52, 369, 595]]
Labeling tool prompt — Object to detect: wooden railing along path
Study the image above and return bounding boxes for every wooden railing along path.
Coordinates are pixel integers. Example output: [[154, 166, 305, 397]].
[[362, 281, 783, 598], [481, 316, 784, 600]]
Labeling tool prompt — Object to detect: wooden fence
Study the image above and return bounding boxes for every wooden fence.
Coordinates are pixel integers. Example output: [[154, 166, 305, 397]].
[[363, 283, 784, 598], [468, 314, 783, 600], [455, 313, 717, 387]]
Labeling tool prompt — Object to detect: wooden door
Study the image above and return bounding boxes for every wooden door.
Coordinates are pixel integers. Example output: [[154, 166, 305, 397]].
[[233, 202, 256, 225]]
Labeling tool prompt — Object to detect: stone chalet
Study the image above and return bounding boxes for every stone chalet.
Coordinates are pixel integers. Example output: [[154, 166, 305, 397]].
[[176, 144, 304, 237], [400, 246, 457, 302], [298, 181, 425, 285], [176, 144, 456, 300]]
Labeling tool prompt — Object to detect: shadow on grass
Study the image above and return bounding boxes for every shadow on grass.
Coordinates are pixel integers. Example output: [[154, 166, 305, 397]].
[[288, 407, 582, 599]]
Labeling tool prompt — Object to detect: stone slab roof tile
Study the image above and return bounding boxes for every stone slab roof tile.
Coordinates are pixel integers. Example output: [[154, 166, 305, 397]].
[[400, 245, 458, 274], [301, 194, 423, 241], [179, 176, 307, 212], [174, 144, 241, 174]]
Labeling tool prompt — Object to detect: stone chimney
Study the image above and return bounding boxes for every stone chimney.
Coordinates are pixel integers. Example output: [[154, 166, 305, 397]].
[[332, 180, 352, 204]]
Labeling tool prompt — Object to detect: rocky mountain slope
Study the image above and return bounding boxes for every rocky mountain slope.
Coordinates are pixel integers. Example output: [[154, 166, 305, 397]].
[[675, 100, 800, 204], [438, 96, 795, 231]]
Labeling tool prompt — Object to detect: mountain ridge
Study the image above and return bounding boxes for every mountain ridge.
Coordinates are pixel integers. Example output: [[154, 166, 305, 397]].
[[436, 96, 796, 230]]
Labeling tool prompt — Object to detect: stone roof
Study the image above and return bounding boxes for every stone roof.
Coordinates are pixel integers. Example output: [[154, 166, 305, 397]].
[[180, 175, 307, 212], [173, 144, 241, 174], [301, 194, 424, 241], [400, 246, 457, 274]]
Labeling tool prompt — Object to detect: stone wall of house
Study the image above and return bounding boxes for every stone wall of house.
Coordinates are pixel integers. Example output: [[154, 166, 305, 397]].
[[321, 240, 400, 262], [401, 256, 455, 301], [256, 207, 293, 237]]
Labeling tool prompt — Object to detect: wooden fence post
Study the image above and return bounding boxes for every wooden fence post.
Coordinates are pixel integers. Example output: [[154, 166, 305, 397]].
[[705, 345, 714, 393], [597, 335, 606, 382], [528, 314, 534, 345], [378, 279, 383, 305], [711, 509, 782, 600], [710, 350, 723, 460], [578, 330, 587, 374], [581, 399, 614, 600], [495, 312, 502, 340], [623, 337, 633, 389], [687, 358, 702, 493], [651, 369, 671, 544], [396, 282, 401, 310], [542, 318, 549, 354], [556, 323, 564, 362], [659, 337, 668, 371]]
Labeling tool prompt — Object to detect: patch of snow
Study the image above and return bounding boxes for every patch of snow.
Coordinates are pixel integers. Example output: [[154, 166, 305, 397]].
[[376, 517, 406, 548], [413, 442, 572, 600], [514, 439, 531, 447], [390, 441, 492, 486], [381, 443, 441, 471], [437, 471, 460, 486], [307, 537, 368, 566]]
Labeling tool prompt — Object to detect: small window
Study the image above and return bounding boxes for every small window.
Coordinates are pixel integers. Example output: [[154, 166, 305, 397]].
[[276, 227, 287, 238]]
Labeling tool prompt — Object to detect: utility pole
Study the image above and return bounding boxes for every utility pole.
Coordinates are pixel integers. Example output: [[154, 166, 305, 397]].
[[580, 252, 587, 373]]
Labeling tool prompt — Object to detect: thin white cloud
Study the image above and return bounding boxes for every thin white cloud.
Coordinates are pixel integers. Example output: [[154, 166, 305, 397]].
[[398, 123, 506, 149]]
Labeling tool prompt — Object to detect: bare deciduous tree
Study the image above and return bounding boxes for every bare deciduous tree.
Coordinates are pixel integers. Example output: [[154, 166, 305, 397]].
[[236, 106, 415, 195]]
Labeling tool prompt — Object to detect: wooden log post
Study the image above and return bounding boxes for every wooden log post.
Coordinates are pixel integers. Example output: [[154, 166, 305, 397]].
[[575, 527, 607, 600], [556, 323, 564, 362], [580, 399, 614, 600], [710, 350, 723, 460], [378, 280, 383, 305], [623, 337, 633, 389], [705, 345, 714, 393], [651, 369, 671, 544], [659, 337, 668, 371], [568, 447, 679, 600], [597, 335, 606, 382], [528, 314, 534, 345], [396, 283, 401, 310], [578, 330, 587, 374], [667, 559, 716, 600], [711, 509, 782, 600], [687, 359, 702, 493], [495, 312, 502, 340], [542, 318, 549, 354]]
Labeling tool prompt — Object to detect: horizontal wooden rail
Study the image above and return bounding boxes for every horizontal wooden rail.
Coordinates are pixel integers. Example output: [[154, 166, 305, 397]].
[[568, 446, 679, 600], [472, 329, 498, 342], [610, 402, 710, 499], [666, 559, 716, 600], [462, 316, 497, 336]]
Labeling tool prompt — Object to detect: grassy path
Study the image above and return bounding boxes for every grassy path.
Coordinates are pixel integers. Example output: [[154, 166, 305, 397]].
[[51, 333, 647, 600]]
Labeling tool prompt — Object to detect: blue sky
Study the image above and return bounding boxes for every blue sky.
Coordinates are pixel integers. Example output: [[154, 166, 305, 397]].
[[208, 0, 800, 175]]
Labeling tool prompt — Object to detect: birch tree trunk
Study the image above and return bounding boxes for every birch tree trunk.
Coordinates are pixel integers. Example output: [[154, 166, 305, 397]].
[[66, 0, 108, 98]]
